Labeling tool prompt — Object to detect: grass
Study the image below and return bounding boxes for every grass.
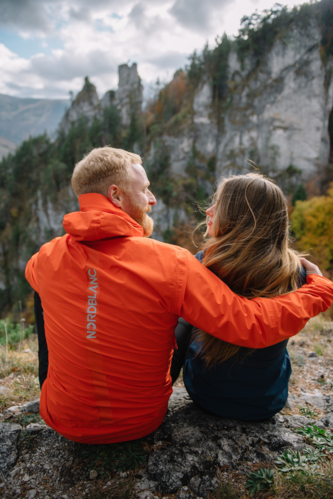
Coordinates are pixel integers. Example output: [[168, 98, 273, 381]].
[[299, 406, 318, 418], [267, 463, 333, 499], [0, 335, 40, 410], [0, 319, 34, 346], [212, 482, 240, 498], [313, 343, 325, 356], [212, 424, 333, 498]]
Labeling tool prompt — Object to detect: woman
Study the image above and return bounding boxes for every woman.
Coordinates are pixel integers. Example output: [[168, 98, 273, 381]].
[[171, 173, 307, 421]]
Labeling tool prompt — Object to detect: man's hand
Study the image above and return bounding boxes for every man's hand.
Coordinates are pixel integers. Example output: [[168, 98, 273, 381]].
[[300, 258, 323, 277]]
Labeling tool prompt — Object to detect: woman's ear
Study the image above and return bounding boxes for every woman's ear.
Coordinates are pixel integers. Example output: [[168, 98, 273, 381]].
[[107, 185, 123, 208]]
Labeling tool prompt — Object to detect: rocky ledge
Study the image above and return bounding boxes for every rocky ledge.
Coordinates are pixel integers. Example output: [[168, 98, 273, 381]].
[[0, 386, 333, 499]]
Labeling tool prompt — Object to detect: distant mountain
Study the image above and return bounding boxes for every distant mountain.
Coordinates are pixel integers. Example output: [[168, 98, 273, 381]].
[[0, 93, 69, 157], [0, 136, 17, 159]]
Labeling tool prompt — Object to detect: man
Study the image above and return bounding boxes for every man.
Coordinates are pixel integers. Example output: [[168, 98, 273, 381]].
[[25, 147, 333, 444]]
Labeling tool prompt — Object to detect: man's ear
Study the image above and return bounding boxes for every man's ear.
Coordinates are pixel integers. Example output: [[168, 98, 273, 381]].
[[107, 184, 123, 209]]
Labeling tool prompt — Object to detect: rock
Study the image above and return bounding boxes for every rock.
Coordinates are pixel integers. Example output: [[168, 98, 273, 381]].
[[3, 405, 22, 417], [287, 415, 314, 429], [308, 352, 317, 358], [147, 388, 305, 495], [134, 477, 150, 491], [321, 414, 333, 427], [0, 423, 22, 471], [2, 386, 333, 498], [3, 399, 40, 418], [10, 467, 20, 477], [113, 63, 143, 127], [25, 490, 37, 499], [299, 389, 326, 409], [59, 77, 100, 134], [284, 393, 301, 409], [22, 399, 40, 414], [0, 386, 10, 395], [25, 424, 45, 433], [137, 492, 156, 499], [189, 475, 201, 495], [176, 486, 196, 499], [89, 470, 98, 480]]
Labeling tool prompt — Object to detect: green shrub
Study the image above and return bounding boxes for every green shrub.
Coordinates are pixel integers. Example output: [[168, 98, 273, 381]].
[[0, 319, 34, 346]]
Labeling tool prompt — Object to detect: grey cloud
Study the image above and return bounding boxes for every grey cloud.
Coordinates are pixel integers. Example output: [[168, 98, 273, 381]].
[[128, 2, 166, 36], [169, 0, 232, 31], [0, 0, 171, 33], [0, 0, 55, 32], [0, 0, 124, 32], [147, 51, 188, 70], [29, 49, 118, 82], [68, 6, 92, 22], [128, 2, 146, 27]]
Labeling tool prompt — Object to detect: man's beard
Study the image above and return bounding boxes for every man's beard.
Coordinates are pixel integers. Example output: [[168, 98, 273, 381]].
[[127, 199, 154, 237]]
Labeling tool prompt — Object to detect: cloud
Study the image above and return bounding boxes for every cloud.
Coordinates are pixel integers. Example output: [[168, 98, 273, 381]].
[[147, 51, 189, 70], [29, 49, 118, 81], [1, 0, 290, 100], [68, 6, 92, 23], [169, 0, 232, 32], [0, 0, 54, 33], [128, 2, 146, 28]]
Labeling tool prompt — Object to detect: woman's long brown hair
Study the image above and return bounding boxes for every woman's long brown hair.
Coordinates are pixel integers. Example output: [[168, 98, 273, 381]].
[[195, 173, 304, 368]]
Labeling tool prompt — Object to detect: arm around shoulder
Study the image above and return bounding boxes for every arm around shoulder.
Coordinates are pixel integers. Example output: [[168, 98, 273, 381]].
[[180, 253, 333, 349]]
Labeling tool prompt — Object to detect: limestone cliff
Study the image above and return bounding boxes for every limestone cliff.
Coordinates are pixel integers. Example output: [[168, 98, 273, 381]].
[[59, 63, 143, 133], [193, 24, 333, 181], [59, 77, 100, 134], [150, 23, 333, 198], [111, 63, 143, 127]]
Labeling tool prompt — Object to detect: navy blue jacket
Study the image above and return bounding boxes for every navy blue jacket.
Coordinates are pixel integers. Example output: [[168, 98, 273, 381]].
[[183, 251, 306, 420]]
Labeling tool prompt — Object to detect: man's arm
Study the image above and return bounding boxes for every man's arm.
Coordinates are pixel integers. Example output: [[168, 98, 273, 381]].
[[180, 253, 333, 349], [25, 253, 39, 293]]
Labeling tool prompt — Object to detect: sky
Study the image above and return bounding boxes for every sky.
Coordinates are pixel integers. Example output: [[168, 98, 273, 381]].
[[0, 0, 306, 101]]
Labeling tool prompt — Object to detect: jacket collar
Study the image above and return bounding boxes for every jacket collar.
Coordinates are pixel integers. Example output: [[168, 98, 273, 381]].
[[63, 193, 144, 241]]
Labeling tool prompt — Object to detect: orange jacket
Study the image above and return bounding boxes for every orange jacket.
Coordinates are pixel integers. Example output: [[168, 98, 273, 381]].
[[25, 193, 333, 444]]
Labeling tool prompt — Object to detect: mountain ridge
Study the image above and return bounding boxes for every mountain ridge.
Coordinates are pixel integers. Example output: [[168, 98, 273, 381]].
[[0, 93, 69, 156]]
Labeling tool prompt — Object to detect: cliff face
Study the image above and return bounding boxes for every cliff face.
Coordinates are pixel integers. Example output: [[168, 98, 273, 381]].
[[60, 63, 143, 133], [215, 23, 332, 178], [59, 77, 100, 134], [158, 23, 333, 186], [112, 63, 143, 127]]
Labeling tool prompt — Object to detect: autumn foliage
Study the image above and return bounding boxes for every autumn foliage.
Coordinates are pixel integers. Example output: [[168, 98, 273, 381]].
[[146, 70, 188, 128], [291, 183, 333, 278]]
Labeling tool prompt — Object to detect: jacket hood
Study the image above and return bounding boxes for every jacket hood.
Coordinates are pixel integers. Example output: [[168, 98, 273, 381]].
[[63, 193, 144, 241]]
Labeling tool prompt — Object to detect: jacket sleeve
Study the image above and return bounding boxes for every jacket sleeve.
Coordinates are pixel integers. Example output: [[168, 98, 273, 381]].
[[25, 253, 40, 293], [179, 252, 333, 349]]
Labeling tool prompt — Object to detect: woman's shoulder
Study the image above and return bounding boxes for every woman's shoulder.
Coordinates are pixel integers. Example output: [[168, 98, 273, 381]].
[[194, 250, 204, 263]]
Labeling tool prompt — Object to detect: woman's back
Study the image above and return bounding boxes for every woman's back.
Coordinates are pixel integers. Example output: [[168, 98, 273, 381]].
[[182, 174, 306, 420]]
